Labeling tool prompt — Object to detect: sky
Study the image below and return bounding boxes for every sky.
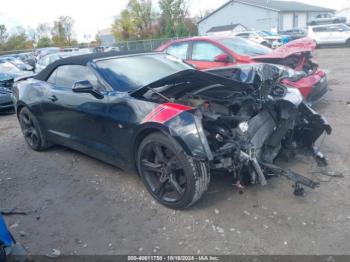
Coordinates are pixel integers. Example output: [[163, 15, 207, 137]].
[[0, 0, 349, 41]]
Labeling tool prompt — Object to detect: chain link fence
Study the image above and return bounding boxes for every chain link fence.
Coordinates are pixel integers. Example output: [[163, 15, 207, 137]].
[[0, 37, 184, 55], [114, 37, 179, 52]]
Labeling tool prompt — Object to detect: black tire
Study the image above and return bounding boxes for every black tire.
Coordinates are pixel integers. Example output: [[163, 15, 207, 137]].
[[18, 107, 52, 151], [136, 132, 210, 209]]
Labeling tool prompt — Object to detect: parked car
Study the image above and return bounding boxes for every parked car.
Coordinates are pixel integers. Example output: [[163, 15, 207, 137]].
[[8, 53, 36, 68], [280, 28, 307, 40], [234, 31, 282, 48], [12, 52, 331, 209], [309, 13, 347, 25], [62, 47, 79, 52], [35, 47, 60, 60], [35, 51, 88, 73], [0, 56, 33, 71], [0, 61, 32, 112], [156, 36, 328, 105], [308, 24, 350, 47], [262, 30, 291, 44]]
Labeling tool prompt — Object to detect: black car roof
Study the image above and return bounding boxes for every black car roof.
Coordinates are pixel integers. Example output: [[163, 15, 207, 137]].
[[34, 51, 146, 81]]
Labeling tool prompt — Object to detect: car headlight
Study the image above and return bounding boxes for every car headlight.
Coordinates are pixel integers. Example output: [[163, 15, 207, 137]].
[[239, 121, 249, 133]]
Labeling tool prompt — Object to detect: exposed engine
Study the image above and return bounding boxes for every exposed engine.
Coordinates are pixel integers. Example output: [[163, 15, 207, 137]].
[[136, 64, 331, 194]]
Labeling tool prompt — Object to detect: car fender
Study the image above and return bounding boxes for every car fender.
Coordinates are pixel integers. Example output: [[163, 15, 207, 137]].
[[132, 108, 213, 165]]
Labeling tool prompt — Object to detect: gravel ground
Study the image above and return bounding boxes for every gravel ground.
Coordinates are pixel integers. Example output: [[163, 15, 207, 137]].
[[1, 48, 350, 255]]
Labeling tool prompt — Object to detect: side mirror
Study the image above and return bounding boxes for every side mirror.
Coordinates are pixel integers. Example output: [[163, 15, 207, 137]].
[[214, 53, 230, 63], [72, 80, 104, 99]]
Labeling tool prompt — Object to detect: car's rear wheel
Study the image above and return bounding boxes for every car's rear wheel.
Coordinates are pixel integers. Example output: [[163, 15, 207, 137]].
[[19, 107, 51, 151], [136, 132, 210, 209]]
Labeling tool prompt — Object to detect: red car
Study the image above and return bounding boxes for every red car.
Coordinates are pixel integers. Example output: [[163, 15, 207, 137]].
[[156, 36, 328, 105]]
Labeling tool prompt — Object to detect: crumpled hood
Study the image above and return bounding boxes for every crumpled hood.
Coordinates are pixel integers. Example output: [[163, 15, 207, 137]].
[[253, 37, 316, 60], [131, 69, 250, 99]]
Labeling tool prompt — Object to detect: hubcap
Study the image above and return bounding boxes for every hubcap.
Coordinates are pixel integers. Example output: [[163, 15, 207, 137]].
[[140, 142, 186, 203], [20, 112, 39, 148]]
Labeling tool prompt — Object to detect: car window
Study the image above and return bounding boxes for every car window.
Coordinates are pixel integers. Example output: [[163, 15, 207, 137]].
[[192, 42, 225, 61], [236, 33, 249, 38], [96, 54, 192, 92], [166, 42, 189, 60], [218, 37, 272, 56], [313, 26, 327, 32], [50, 65, 100, 89]]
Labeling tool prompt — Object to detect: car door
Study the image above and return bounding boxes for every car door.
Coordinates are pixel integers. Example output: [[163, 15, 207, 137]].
[[187, 41, 234, 70], [40, 65, 111, 158], [313, 26, 329, 44], [330, 25, 350, 43]]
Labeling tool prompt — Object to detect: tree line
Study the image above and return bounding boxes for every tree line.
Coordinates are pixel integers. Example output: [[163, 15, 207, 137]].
[[112, 0, 198, 40], [0, 16, 78, 52], [0, 0, 203, 52]]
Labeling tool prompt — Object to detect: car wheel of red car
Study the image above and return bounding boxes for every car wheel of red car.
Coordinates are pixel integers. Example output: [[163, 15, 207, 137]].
[[137, 132, 210, 209], [19, 107, 52, 151]]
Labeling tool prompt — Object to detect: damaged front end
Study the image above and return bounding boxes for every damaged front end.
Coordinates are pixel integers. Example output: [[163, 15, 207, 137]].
[[134, 66, 331, 195]]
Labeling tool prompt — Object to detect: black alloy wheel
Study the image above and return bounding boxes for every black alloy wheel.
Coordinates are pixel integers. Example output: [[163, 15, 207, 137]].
[[19, 107, 50, 151], [137, 132, 210, 209]]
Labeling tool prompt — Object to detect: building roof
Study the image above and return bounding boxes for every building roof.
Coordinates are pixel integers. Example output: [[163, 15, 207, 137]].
[[198, 0, 335, 24], [206, 24, 246, 33], [267, 1, 335, 12]]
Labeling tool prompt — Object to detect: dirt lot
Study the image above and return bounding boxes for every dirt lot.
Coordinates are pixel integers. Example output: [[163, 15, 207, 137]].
[[1, 48, 350, 255]]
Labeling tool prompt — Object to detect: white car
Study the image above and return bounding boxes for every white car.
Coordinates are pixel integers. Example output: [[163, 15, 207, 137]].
[[308, 24, 350, 46], [234, 31, 282, 48]]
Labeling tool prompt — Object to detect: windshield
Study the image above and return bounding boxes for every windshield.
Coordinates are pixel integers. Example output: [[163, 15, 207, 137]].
[[257, 31, 269, 37], [0, 61, 21, 73], [96, 54, 193, 92], [218, 37, 272, 56]]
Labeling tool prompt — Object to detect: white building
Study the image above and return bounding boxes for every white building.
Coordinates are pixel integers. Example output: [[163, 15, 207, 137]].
[[206, 24, 248, 36], [198, 0, 335, 35]]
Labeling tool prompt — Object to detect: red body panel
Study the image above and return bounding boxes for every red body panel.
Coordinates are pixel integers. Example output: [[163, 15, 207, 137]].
[[282, 70, 326, 98], [156, 36, 325, 102], [142, 103, 193, 124]]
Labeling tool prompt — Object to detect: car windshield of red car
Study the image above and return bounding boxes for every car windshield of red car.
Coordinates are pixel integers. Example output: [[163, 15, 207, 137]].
[[218, 38, 272, 57]]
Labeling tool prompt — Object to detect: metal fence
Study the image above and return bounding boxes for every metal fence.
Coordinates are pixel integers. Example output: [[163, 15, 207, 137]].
[[0, 37, 184, 55], [114, 37, 180, 52]]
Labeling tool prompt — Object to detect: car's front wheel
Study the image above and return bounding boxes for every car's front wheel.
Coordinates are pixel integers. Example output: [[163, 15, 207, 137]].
[[137, 132, 210, 209], [19, 107, 51, 151]]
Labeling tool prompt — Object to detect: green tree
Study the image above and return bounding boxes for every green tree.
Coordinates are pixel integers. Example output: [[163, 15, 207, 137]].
[[0, 24, 8, 44], [36, 23, 52, 39], [51, 16, 75, 46], [36, 37, 52, 48], [128, 0, 154, 38], [159, 0, 192, 37], [112, 9, 137, 40], [2, 31, 32, 51]]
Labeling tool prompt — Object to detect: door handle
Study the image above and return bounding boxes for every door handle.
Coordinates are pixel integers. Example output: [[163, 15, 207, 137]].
[[48, 95, 58, 102]]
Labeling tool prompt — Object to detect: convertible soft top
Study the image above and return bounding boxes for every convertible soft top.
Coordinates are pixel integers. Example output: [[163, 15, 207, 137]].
[[34, 51, 146, 81]]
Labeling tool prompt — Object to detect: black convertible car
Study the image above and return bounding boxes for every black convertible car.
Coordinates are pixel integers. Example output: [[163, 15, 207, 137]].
[[12, 52, 331, 209]]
